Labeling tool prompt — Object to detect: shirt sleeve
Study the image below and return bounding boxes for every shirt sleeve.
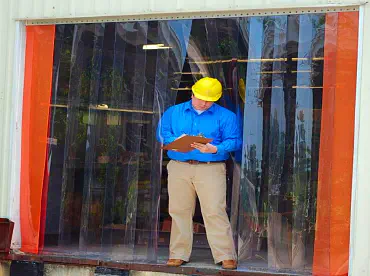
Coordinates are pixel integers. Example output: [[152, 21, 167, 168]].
[[156, 107, 177, 145], [214, 111, 242, 155]]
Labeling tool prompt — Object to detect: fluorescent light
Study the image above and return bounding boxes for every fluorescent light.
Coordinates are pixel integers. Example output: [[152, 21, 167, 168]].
[[143, 44, 171, 50], [143, 44, 164, 50]]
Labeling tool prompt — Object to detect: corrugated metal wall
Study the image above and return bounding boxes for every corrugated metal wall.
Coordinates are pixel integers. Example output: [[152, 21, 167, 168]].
[[350, 4, 370, 276], [11, 0, 364, 19], [0, 0, 16, 218]]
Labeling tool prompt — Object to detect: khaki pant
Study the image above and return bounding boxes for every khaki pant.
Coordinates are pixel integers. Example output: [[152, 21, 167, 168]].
[[167, 160, 237, 263]]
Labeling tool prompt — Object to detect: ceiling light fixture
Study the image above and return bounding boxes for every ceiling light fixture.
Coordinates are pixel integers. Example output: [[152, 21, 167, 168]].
[[143, 44, 171, 50]]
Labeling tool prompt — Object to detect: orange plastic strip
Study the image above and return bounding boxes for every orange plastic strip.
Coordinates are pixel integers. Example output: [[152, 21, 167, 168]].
[[38, 155, 51, 251], [313, 12, 359, 276], [20, 25, 55, 253]]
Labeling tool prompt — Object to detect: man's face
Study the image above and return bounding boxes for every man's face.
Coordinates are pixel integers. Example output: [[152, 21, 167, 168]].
[[191, 94, 214, 111]]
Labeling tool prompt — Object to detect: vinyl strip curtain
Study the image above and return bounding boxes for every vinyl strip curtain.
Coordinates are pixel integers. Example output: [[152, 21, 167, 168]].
[[32, 13, 359, 274], [43, 21, 191, 262], [236, 14, 325, 270]]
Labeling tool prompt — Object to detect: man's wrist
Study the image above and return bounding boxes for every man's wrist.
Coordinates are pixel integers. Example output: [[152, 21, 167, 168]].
[[208, 144, 218, 154], [216, 144, 226, 155]]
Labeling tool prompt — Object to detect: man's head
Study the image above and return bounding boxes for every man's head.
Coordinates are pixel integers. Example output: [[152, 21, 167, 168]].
[[191, 77, 222, 111]]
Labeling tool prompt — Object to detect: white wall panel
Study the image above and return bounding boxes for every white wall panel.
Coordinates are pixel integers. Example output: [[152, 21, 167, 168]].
[[0, 0, 14, 218], [43, 0, 58, 18], [207, 0, 237, 10], [8, 21, 26, 249], [16, 0, 33, 18], [33, 0, 45, 18], [56, 0, 72, 18], [349, 5, 370, 276], [94, 0, 111, 15], [176, 0, 207, 11], [10, 0, 364, 20], [148, 0, 179, 13], [80, 0, 96, 16]]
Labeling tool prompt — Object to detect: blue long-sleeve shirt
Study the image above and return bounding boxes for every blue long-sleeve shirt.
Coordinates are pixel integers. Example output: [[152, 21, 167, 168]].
[[156, 100, 242, 162]]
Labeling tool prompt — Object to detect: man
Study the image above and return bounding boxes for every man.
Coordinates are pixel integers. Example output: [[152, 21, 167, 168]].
[[156, 77, 241, 270]]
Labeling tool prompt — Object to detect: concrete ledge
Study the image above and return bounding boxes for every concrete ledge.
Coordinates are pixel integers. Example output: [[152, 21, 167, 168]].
[[130, 271, 183, 276], [44, 264, 95, 276], [0, 253, 308, 275]]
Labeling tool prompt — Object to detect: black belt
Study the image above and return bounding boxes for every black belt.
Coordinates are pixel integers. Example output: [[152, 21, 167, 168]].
[[176, 160, 225, 165]]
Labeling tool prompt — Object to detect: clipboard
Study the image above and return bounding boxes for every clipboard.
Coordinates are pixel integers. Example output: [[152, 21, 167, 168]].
[[162, 135, 213, 153]]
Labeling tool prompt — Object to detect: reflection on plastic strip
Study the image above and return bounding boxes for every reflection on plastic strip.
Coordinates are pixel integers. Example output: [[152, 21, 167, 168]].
[[170, 88, 192, 91], [292, 70, 312, 73], [258, 71, 285, 74], [188, 57, 323, 64], [259, 70, 313, 74], [187, 59, 235, 64], [293, 86, 323, 89], [173, 72, 206, 75], [292, 57, 324, 61], [246, 58, 288, 62], [49, 104, 155, 114]]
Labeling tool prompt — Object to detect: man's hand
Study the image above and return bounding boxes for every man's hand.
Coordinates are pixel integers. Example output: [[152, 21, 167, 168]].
[[191, 143, 218, 154]]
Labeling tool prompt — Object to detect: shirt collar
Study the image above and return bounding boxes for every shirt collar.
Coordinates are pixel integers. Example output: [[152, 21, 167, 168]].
[[185, 100, 216, 114]]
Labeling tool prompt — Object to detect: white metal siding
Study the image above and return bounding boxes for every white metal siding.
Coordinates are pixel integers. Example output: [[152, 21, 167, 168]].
[[349, 5, 370, 276], [10, 0, 365, 19], [0, 0, 15, 218]]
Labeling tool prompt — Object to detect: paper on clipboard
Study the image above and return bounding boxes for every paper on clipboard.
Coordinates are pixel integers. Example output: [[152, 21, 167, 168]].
[[162, 135, 213, 153]]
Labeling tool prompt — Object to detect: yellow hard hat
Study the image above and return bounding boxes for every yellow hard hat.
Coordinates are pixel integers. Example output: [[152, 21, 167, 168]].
[[192, 77, 222, 102]]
